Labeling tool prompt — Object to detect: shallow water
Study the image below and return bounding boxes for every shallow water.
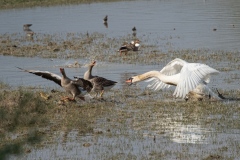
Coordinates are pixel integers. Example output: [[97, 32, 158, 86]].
[[0, 55, 239, 91], [1, 0, 240, 51], [0, 55, 158, 89]]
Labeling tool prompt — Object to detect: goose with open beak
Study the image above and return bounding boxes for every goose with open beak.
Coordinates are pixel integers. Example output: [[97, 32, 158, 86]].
[[17, 67, 92, 101], [81, 61, 117, 98]]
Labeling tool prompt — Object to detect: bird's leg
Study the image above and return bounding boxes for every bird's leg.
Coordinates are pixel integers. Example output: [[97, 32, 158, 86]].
[[61, 96, 69, 100], [69, 97, 76, 101], [79, 96, 85, 101], [61, 96, 76, 102], [94, 92, 99, 98], [100, 90, 104, 98]]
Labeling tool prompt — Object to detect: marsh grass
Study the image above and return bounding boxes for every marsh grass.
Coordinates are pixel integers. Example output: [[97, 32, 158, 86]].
[[0, 0, 132, 9], [0, 81, 240, 159], [0, 82, 123, 159], [0, 86, 51, 159], [1, 32, 239, 68]]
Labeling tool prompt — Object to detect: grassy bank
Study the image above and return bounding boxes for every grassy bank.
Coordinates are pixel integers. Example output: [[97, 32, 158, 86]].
[[0, 82, 116, 159], [0, 81, 240, 159], [0, 0, 129, 9]]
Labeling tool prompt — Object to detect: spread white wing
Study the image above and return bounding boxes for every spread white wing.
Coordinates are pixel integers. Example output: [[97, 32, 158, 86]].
[[146, 58, 186, 91], [173, 63, 219, 98]]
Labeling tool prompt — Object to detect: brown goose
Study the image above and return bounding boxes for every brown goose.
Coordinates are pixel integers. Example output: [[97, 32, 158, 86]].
[[80, 61, 117, 97], [118, 39, 140, 55], [17, 67, 92, 101]]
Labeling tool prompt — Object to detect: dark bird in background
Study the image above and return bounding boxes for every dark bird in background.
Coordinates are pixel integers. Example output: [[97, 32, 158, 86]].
[[118, 39, 141, 55], [103, 15, 108, 28], [132, 26, 136, 32], [132, 26, 137, 36], [23, 24, 34, 38], [23, 24, 32, 31], [103, 15, 108, 23]]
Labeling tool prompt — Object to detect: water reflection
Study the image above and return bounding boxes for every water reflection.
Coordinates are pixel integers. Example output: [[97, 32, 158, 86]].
[[170, 124, 210, 144], [103, 22, 108, 28], [135, 111, 212, 144], [14, 108, 240, 160]]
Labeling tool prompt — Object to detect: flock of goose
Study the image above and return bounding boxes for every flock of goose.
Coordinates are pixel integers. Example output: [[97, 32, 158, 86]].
[[17, 57, 224, 102], [17, 60, 117, 101]]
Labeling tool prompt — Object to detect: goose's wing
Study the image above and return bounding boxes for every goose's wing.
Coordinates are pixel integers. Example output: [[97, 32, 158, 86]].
[[16, 67, 62, 87], [72, 77, 93, 93], [91, 77, 117, 87], [173, 63, 219, 98], [146, 58, 186, 91]]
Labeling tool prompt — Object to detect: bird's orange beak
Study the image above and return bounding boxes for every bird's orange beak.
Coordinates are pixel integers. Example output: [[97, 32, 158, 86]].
[[91, 61, 96, 66], [126, 78, 133, 85], [126, 79, 132, 83]]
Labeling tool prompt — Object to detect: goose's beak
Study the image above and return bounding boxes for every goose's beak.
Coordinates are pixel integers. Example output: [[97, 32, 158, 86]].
[[126, 78, 133, 85]]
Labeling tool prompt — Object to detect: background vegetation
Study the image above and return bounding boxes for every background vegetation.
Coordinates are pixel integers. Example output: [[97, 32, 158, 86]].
[[0, 0, 129, 9]]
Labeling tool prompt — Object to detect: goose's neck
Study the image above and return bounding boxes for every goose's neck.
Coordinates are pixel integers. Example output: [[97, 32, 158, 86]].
[[84, 65, 94, 80], [61, 71, 67, 78], [134, 71, 179, 86]]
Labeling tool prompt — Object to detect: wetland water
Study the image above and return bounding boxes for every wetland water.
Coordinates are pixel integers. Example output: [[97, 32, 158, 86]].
[[1, 0, 240, 51], [1, 0, 240, 159]]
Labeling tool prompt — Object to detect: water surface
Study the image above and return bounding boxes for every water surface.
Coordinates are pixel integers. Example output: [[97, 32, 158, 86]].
[[1, 0, 240, 51]]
